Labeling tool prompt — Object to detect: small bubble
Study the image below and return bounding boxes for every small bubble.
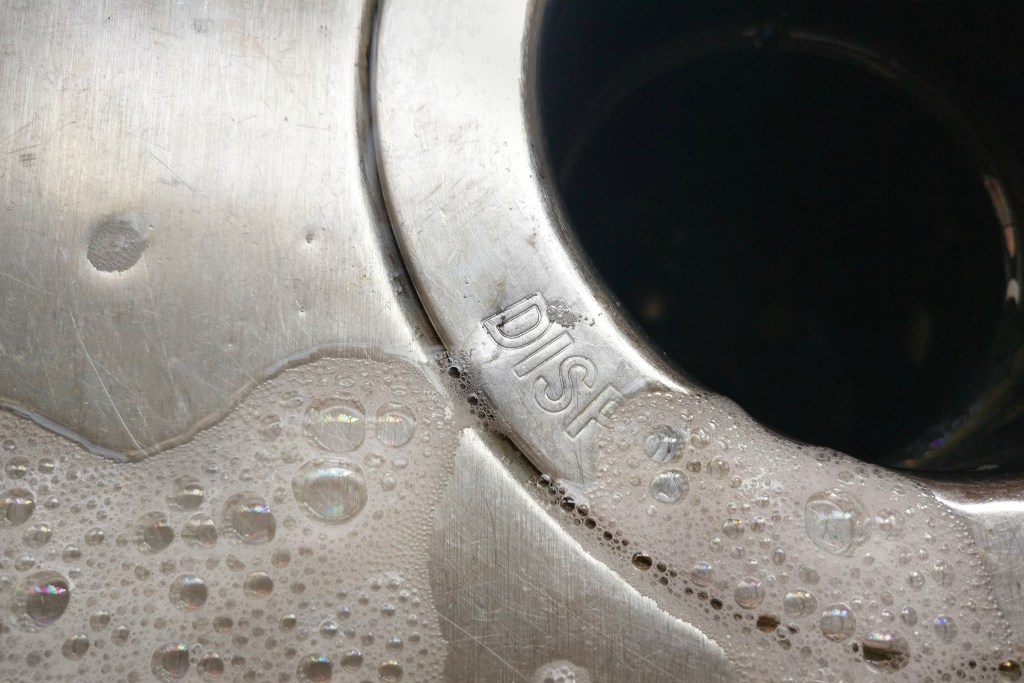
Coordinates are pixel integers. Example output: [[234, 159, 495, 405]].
[[341, 649, 363, 669], [89, 610, 111, 630], [644, 425, 683, 463], [734, 577, 765, 609], [280, 391, 305, 409], [819, 604, 855, 641], [649, 469, 689, 504], [197, 653, 225, 680], [151, 643, 190, 681], [272, 549, 291, 567], [169, 574, 208, 611], [999, 660, 1023, 681], [931, 560, 954, 587], [221, 492, 275, 545], [111, 625, 130, 645], [872, 509, 905, 541], [133, 511, 174, 553], [708, 457, 731, 479], [292, 459, 368, 525], [631, 552, 653, 571], [243, 571, 274, 598], [379, 661, 404, 682], [722, 518, 744, 539], [257, 414, 284, 441], [907, 571, 925, 589], [756, 614, 781, 632], [167, 479, 205, 511], [783, 590, 817, 618], [4, 456, 29, 479], [61, 634, 90, 660], [804, 489, 868, 555], [297, 654, 333, 683], [862, 629, 910, 672], [381, 471, 398, 491], [10, 570, 70, 630], [84, 527, 105, 546], [0, 487, 35, 526], [304, 397, 366, 452], [932, 614, 957, 642], [181, 514, 218, 547], [22, 523, 52, 547], [376, 403, 416, 447], [690, 562, 715, 587]]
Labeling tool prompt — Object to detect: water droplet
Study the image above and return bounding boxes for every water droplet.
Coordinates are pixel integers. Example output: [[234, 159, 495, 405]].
[[61, 634, 90, 660], [197, 653, 225, 680], [341, 649, 363, 669], [133, 511, 174, 553], [151, 643, 190, 681], [649, 469, 689, 504], [178, 515, 217, 550], [292, 459, 367, 525], [243, 571, 274, 597], [304, 397, 365, 452], [257, 414, 283, 441], [379, 661, 404, 682], [375, 403, 416, 447], [932, 614, 957, 642], [862, 629, 910, 672], [10, 570, 70, 630], [0, 487, 35, 526], [297, 654, 333, 682], [783, 590, 818, 618], [819, 604, 855, 641], [907, 571, 925, 589], [734, 577, 765, 609], [644, 426, 683, 463], [722, 518, 744, 539], [804, 489, 869, 555], [690, 562, 715, 587], [221, 492, 275, 545], [999, 660, 1023, 681], [169, 574, 208, 611], [22, 523, 51, 547], [166, 479, 205, 511]]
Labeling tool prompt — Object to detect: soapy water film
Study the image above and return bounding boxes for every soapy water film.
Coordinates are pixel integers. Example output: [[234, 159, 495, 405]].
[[0, 351, 1021, 681]]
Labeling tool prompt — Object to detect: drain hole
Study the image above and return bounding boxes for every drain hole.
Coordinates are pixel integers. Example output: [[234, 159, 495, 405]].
[[538, 4, 1021, 468]]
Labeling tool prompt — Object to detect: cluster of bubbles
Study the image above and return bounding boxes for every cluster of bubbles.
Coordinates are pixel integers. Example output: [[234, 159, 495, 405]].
[[529, 389, 1020, 681], [0, 357, 458, 681]]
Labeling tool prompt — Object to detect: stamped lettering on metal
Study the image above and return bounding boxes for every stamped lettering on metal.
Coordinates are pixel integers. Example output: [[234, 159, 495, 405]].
[[483, 293, 623, 437]]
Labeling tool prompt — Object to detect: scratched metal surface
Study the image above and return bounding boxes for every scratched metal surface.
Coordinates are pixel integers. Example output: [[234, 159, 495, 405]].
[[0, 0, 1022, 681]]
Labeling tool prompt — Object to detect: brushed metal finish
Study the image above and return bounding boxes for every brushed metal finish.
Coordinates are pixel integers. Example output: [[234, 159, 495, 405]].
[[0, 0, 429, 458]]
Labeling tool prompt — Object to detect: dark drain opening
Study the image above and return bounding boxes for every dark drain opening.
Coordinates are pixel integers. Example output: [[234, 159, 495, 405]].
[[537, 3, 1024, 469]]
